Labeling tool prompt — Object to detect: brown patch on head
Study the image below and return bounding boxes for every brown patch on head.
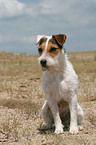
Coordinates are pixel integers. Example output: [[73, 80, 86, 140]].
[[38, 42, 46, 56], [37, 34, 67, 58], [47, 40, 62, 58], [38, 37, 47, 46], [49, 37, 57, 45], [38, 37, 47, 56]]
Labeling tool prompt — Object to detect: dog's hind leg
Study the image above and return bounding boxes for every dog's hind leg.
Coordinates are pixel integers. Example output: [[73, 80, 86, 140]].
[[77, 104, 84, 131], [41, 100, 54, 130]]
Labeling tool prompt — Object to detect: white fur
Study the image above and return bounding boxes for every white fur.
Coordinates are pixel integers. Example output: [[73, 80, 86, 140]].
[[37, 35, 84, 134], [36, 35, 45, 44]]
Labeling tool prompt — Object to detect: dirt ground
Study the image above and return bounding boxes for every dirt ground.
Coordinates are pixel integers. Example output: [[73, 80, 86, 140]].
[[0, 51, 96, 145]]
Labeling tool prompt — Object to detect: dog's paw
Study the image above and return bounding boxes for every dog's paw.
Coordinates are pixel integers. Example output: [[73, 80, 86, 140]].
[[69, 127, 79, 135], [55, 127, 64, 134]]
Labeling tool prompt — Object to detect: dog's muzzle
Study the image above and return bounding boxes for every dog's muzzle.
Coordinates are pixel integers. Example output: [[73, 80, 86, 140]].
[[40, 59, 47, 67]]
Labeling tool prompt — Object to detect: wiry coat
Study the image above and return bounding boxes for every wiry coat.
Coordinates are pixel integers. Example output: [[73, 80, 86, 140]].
[[37, 34, 84, 134]]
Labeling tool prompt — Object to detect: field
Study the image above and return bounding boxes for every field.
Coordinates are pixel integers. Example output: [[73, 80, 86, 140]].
[[0, 50, 96, 145]]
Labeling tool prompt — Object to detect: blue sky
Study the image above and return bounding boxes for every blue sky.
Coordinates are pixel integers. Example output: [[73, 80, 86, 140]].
[[0, 0, 96, 54]]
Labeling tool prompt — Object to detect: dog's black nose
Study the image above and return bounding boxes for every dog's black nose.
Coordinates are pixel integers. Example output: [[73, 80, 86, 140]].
[[40, 59, 47, 67]]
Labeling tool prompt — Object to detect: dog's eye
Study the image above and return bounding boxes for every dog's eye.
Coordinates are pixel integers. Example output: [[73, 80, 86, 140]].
[[38, 48, 43, 53], [49, 47, 58, 53]]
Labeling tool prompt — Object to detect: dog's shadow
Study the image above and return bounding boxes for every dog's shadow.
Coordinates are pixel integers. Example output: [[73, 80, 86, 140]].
[[37, 121, 70, 134], [37, 127, 54, 134]]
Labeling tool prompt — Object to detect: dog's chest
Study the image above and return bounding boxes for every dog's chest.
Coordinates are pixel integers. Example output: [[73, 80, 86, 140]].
[[42, 71, 69, 102]]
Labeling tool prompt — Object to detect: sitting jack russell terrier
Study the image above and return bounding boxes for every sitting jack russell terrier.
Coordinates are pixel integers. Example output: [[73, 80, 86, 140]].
[[36, 34, 84, 134]]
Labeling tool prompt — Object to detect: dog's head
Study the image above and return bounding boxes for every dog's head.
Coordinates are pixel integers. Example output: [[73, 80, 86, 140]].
[[36, 34, 67, 71]]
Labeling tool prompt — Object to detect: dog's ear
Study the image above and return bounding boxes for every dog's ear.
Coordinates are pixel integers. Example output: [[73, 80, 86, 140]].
[[36, 35, 45, 45], [52, 34, 67, 46]]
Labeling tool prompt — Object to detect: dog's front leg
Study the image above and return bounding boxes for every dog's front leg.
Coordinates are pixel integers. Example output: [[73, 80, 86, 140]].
[[47, 97, 64, 134], [69, 94, 79, 134]]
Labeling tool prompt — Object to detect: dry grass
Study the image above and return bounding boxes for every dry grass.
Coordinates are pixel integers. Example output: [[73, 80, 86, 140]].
[[0, 50, 96, 144]]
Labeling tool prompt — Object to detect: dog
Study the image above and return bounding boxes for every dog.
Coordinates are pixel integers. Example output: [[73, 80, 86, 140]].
[[36, 34, 84, 134]]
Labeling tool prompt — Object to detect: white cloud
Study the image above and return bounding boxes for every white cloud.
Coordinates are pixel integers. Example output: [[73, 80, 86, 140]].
[[1, 0, 95, 27], [0, 0, 25, 18], [23, 0, 96, 29], [0, 0, 96, 54]]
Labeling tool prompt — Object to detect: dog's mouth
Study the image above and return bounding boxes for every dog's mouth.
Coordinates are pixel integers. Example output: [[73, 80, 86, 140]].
[[41, 65, 49, 71]]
